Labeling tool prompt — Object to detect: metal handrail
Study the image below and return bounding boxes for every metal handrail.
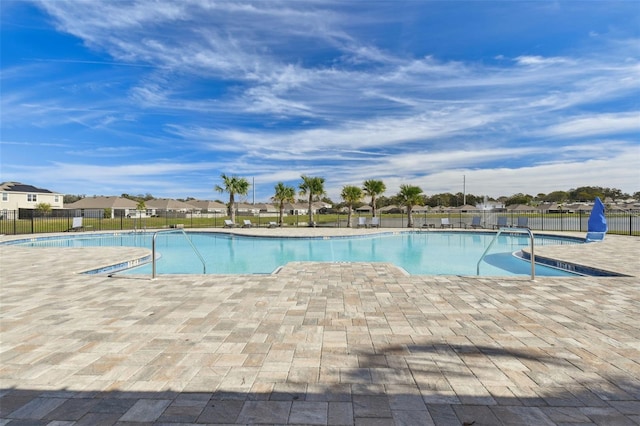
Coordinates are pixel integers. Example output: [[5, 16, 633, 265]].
[[152, 229, 206, 278], [477, 227, 535, 280]]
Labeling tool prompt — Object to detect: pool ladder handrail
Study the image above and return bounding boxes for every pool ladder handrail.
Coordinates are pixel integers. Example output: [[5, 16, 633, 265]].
[[152, 229, 206, 278], [477, 227, 535, 280]]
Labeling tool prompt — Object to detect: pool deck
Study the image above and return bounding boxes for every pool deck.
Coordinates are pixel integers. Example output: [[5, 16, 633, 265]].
[[0, 228, 638, 425]]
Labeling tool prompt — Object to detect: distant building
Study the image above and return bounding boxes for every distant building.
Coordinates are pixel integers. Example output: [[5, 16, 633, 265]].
[[0, 182, 64, 212], [188, 200, 227, 213], [65, 196, 138, 218], [145, 198, 196, 214]]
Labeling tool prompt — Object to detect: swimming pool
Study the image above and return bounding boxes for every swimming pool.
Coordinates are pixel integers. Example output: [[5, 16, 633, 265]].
[[5, 231, 583, 276]]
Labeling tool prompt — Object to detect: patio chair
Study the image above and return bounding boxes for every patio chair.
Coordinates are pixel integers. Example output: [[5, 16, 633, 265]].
[[492, 216, 508, 229], [268, 221, 278, 228], [242, 219, 253, 228], [223, 219, 236, 228], [516, 217, 529, 228], [467, 216, 483, 229], [357, 217, 367, 228], [369, 217, 380, 228], [440, 218, 453, 228]]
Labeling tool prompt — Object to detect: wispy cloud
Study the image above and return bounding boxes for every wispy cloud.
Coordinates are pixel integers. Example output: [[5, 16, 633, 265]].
[[542, 112, 640, 138]]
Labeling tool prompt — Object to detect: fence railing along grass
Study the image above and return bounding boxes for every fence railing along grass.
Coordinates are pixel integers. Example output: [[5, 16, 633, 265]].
[[0, 209, 638, 236]]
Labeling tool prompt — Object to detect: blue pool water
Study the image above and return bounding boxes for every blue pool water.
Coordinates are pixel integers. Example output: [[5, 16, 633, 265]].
[[6, 231, 583, 276]]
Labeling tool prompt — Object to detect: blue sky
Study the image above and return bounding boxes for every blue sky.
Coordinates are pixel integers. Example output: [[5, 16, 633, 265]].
[[1, 0, 639, 203]]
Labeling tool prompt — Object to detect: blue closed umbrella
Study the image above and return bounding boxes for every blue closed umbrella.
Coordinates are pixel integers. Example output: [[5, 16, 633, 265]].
[[586, 197, 607, 242]]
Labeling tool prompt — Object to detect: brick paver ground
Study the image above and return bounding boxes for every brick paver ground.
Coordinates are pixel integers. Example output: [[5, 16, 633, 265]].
[[1, 229, 638, 425]]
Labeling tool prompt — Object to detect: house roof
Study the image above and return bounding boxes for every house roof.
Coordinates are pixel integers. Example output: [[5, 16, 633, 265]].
[[0, 181, 58, 194], [507, 204, 535, 211], [145, 198, 195, 210], [65, 196, 138, 209], [188, 200, 227, 210], [254, 203, 278, 211], [236, 202, 260, 210]]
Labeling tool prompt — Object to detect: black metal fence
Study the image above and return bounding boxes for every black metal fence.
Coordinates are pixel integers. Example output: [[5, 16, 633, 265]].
[[0, 208, 638, 236]]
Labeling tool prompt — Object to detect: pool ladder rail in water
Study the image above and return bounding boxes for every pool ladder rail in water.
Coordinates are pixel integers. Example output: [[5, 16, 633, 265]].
[[152, 229, 206, 278], [477, 227, 535, 280]]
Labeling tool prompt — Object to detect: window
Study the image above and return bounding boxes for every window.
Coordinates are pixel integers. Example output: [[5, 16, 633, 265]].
[[1, 193, 7, 201], [54, 195, 59, 203], [27, 194, 37, 202]]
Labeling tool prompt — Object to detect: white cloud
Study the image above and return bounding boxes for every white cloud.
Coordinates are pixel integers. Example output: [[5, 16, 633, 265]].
[[515, 55, 572, 66], [542, 112, 640, 138], [3, 1, 638, 202]]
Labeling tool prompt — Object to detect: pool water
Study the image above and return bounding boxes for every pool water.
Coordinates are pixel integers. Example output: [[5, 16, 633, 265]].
[[9, 231, 582, 276]]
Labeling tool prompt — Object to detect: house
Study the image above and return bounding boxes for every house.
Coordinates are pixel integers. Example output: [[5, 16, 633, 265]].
[[411, 205, 430, 213], [379, 205, 402, 213], [284, 202, 308, 215], [537, 203, 575, 213], [507, 204, 536, 212], [236, 203, 262, 215], [145, 198, 196, 215], [1, 182, 64, 212], [188, 200, 227, 213], [254, 203, 279, 214], [453, 204, 479, 213], [65, 196, 138, 218]]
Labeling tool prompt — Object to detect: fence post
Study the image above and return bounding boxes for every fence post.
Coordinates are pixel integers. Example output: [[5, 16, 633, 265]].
[[579, 211, 582, 232]]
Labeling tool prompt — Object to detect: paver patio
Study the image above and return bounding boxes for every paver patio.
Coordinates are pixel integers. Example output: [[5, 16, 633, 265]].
[[0, 229, 638, 425]]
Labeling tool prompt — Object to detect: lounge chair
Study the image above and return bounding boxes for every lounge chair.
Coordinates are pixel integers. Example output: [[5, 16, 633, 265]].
[[467, 216, 483, 229], [440, 218, 453, 228], [67, 217, 84, 232], [369, 217, 380, 228], [516, 217, 529, 228], [242, 219, 253, 228], [268, 221, 278, 228], [223, 219, 236, 228], [492, 216, 508, 229], [357, 217, 367, 228]]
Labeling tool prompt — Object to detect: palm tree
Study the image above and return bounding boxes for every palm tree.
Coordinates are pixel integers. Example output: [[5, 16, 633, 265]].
[[34, 202, 52, 217], [299, 175, 325, 227], [272, 182, 296, 227], [341, 185, 363, 227], [215, 174, 250, 223], [136, 200, 146, 212], [363, 179, 386, 218], [397, 184, 423, 228]]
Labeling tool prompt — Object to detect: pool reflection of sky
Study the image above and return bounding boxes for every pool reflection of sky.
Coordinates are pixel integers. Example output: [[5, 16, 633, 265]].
[[8, 232, 581, 277]]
